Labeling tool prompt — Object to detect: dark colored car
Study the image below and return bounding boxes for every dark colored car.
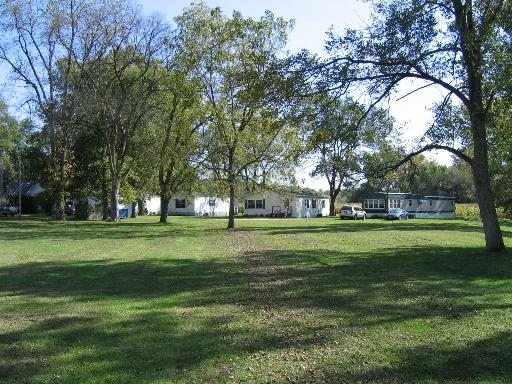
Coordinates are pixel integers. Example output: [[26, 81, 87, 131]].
[[385, 208, 409, 220], [1, 203, 19, 217], [65, 201, 75, 215], [340, 205, 366, 220]]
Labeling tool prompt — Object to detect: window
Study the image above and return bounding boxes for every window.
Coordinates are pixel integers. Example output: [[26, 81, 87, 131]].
[[175, 199, 186, 208], [312, 199, 317, 209], [430, 200, 433, 206], [209, 199, 216, 207], [365, 199, 385, 209], [304, 199, 310, 208], [389, 199, 400, 209], [409, 200, 412, 206], [321, 200, 326, 209], [245, 199, 265, 209]]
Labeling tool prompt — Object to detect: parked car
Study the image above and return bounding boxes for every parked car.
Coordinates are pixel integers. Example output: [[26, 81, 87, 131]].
[[385, 208, 409, 220], [65, 201, 75, 215], [340, 205, 366, 220], [1, 203, 19, 217]]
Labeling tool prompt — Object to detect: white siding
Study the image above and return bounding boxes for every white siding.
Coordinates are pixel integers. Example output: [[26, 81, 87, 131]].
[[244, 191, 329, 217], [193, 196, 231, 216], [167, 195, 232, 216]]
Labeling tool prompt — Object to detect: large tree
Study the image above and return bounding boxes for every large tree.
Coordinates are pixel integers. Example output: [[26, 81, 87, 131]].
[[323, 0, 511, 251], [0, 98, 22, 203], [172, 4, 297, 229], [0, 0, 92, 218], [150, 66, 204, 224], [72, 6, 167, 221], [306, 96, 393, 215]]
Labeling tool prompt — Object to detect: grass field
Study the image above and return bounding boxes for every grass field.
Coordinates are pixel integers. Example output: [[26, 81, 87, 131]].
[[1, 215, 512, 383]]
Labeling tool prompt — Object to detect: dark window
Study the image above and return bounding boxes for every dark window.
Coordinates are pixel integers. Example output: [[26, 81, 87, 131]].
[[176, 199, 186, 208], [256, 199, 264, 209], [305, 199, 310, 208], [409, 200, 412, 206], [209, 199, 216, 207], [246, 200, 255, 209]]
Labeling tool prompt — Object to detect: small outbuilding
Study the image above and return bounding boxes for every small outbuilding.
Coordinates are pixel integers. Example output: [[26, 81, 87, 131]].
[[363, 192, 455, 218]]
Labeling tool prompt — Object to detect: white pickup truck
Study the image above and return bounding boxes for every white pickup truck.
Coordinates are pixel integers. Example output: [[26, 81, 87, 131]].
[[1, 203, 19, 216]]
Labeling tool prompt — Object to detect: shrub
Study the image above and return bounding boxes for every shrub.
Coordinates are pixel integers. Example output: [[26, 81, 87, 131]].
[[456, 204, 480, 221], [456, 204, 510, 221]]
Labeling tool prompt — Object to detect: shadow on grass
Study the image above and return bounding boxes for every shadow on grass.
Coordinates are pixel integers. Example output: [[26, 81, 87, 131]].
[[241, 246, 512, 324], [0, 217, 227, 242], [1, 243, 512, 383], [236, 218, 500, 237], [269, 331, 512, 383]]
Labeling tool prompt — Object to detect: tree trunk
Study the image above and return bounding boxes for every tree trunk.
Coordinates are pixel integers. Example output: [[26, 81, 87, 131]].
[[110, 177, 121, 221], [329, 188, 340, 216], [472, 114, 504, 252], [159, 196, 170, 223], [227, 147, 236, 229], [227, 181, 236, 229], [131, 201, 138, 218], [329, 198, 336, 217], [137, 199, 145, 216], [102, 192, 109, 221], [101, 150, 110, 220], [55, 150, 67, 221]]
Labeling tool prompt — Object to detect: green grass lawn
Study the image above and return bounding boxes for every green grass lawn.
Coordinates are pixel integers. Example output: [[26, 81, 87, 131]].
[[1, 215, 512, 383]]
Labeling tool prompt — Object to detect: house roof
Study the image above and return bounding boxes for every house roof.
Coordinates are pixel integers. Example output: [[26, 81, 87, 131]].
[[8, 182, 43, 197], [244, 187, 328, 199], [364, 192, 455, 200]]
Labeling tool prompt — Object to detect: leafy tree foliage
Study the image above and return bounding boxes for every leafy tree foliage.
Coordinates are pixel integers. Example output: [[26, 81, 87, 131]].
[[0, 0, 90, 218], [355, 153, 475, 203], [147, 65, 204, 224], [488, 96, 512, 214], [70, 6, 167, 221], [306, 95, 393, 215], [0, 98, 21, 201]]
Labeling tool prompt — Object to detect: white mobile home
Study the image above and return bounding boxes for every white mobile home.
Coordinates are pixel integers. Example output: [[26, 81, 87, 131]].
[[168, 194, 233, 216], [243, 190, 329, 218], [363, 192, 455, 218]]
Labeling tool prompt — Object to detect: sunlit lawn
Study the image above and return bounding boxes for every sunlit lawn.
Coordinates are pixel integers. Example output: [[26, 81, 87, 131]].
[[1, 215, 512, 383]]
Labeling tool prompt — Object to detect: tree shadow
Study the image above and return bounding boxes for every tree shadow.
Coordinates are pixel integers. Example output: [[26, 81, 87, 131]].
[[273, 331, 512, 383], [0, 218, 226, 242], [238, 246, 512, 325], [1, 237, 512, 382], [236, 219, 495, 237]]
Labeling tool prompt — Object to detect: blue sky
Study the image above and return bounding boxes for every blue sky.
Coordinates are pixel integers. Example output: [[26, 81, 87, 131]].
[[138, 0, 371, 56]]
